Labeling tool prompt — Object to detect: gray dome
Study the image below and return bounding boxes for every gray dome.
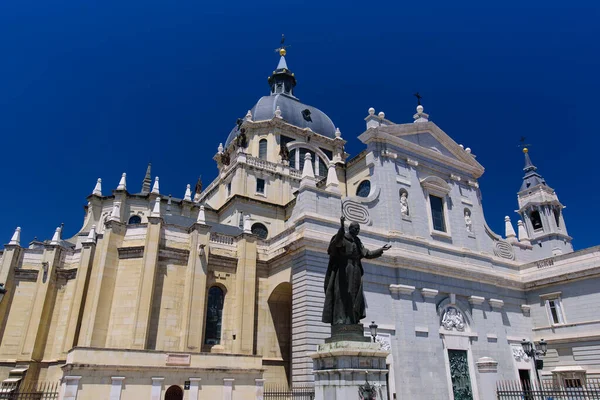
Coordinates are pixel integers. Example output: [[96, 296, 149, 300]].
[[225, 94, 336, 146]]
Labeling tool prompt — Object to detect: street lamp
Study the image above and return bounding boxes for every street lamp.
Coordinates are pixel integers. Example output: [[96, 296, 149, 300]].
[[369, 321, 378, 343], [0, 283, 6, 304], [521, 338, 548, 389]]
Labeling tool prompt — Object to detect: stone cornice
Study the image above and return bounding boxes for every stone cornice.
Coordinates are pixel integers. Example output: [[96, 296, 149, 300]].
[[358, 125, 484, 178]]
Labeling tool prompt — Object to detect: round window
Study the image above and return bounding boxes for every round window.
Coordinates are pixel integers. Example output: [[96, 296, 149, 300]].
[[251, 223, 268, 239], [356, 180, 371, 198]]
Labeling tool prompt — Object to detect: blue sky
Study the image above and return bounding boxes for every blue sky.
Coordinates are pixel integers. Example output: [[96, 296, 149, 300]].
[[0, 1, 598, 250]]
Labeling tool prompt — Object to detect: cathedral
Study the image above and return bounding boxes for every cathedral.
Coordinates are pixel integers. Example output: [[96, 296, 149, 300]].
[[0, 45, 598, 400]]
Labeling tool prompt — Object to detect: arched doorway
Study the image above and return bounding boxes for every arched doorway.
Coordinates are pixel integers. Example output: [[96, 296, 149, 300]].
[[267, 282, 292, 386], [165, 385, 183, 400]]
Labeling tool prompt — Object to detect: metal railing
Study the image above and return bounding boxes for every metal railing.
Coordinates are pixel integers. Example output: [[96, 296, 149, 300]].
[[497, 378, 600, 400], [0, 381, 59, 400], [264, 385, 315, 400]]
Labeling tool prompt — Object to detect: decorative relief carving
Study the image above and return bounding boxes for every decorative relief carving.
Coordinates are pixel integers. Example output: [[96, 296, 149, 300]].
[[512, 346, 530, 362], [441, 307, 466, 332], [342, 200, 371, 225], [375, 335, 391, 351], [494, 241, 515, 260]]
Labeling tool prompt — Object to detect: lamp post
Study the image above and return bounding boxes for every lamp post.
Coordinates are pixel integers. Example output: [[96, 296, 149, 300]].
[[369, 321, 378, 343], [521, 338, 547, 389]]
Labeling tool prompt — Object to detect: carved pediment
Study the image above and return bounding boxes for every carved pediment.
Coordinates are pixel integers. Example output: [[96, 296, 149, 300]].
[[420, 176, 451, 195]]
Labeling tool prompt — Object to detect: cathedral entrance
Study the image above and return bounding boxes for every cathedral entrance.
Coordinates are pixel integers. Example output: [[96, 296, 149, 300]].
[[165, 385, 183, 400]]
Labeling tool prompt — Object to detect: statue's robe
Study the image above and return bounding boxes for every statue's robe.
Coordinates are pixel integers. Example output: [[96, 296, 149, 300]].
[[322, 226, 384, 325]]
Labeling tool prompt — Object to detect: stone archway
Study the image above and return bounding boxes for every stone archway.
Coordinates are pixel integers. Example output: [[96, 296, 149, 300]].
[[266, 282, 292, 386], [165, 385, 183, 400]]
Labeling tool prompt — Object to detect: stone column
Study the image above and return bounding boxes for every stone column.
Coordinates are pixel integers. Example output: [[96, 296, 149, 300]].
[[62, 239, 96, 353], [255, 378, 265, 400], [60, 376, 81, 400], [476, 357, 498, 400], [21, 243, 63, 366], [188, 378, 201, 400], [150, 377, 164, 400], [131, 215, 162, 349], [78, 221, 125, 347], [0, 242, 21, 342], [109, 377, 125, 400], [232, 235, 257, 355], [223, 378, 234, 400], [181, 226, 209, 351]]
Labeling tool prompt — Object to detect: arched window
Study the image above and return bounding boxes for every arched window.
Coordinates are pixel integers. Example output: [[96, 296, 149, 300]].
[[259, 139, 267, 160], [553, 208, 561, 228], [251, 223, 268, 239], [531, 210, 543, 231], [204, 286, 224, 345], [356, 180, 371, 198], [128, 215, 142, 225], [164, 385, 183, 400]]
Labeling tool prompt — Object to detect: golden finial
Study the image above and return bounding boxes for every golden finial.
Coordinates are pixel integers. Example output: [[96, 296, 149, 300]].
[[523, 147, 528, 153], [275, 34, 290, 57]]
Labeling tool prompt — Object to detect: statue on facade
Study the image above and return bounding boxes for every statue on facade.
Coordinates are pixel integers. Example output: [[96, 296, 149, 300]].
[[322, 216, 391, 326], [279, 143, 290, 163], [235, 128, 248, 149], [464, 209, 473, 233], [220, 151, 230, 166], [193, 176, 202, 202], [400, 192, 409, 217]]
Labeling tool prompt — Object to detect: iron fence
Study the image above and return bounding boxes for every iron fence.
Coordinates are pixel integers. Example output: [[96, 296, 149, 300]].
[[264, 385, 315, 400], [497, 378, 600, 400], [0, 381, 59, 400]]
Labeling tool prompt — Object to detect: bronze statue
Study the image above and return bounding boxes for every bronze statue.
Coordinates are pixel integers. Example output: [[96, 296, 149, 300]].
[[235, 128, 248, 149], [279, 143, 290, 162], [322, 216, 391, 326], [220, 151, 230, 166], [194, 176, 202, 194]]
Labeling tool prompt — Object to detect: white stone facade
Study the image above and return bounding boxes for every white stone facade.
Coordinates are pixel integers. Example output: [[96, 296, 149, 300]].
[[0, 53, 596, 400]]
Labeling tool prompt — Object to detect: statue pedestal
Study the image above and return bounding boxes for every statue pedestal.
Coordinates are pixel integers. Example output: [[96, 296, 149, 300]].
[[310, 340, 390, 400]]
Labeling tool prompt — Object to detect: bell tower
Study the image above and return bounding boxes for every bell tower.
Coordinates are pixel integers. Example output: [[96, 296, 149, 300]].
[[516, 147, 572, 256]]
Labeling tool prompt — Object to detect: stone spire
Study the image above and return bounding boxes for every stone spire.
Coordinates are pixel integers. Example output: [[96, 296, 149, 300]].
[[141, 163, 152, 195], [151, 177, 160, 195], [300, 152, 316, 188], [166, 195, 172, 215], [9, 227, 21, 246], [196, 205, 206, 224], [116, 173, 127, 191], [92, 178, 102, 196], [84, 225, 97, 244], [504, 216, 517, 243], [520, 148, 547, 192], [326, 163, 340, 193], [517, 220, 530, 245], [109, 202, 121, 222], [151, 197, 161, 217], [50, 226, 62, 245], [184, 184, 192, 202]]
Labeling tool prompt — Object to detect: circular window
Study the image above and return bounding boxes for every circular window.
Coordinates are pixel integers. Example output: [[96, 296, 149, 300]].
[[251, 223, 268, 239], [128, 215, 142, 224], [356, 180, 371, 198]]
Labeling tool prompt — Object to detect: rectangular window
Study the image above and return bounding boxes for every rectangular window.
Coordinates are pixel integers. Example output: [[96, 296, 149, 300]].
[[256, 178, 265, 194], [546, 298, 564, 325], [429, 195, 446, 232], [227, 182, 231, 197], [238, 211, 244, 229]]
